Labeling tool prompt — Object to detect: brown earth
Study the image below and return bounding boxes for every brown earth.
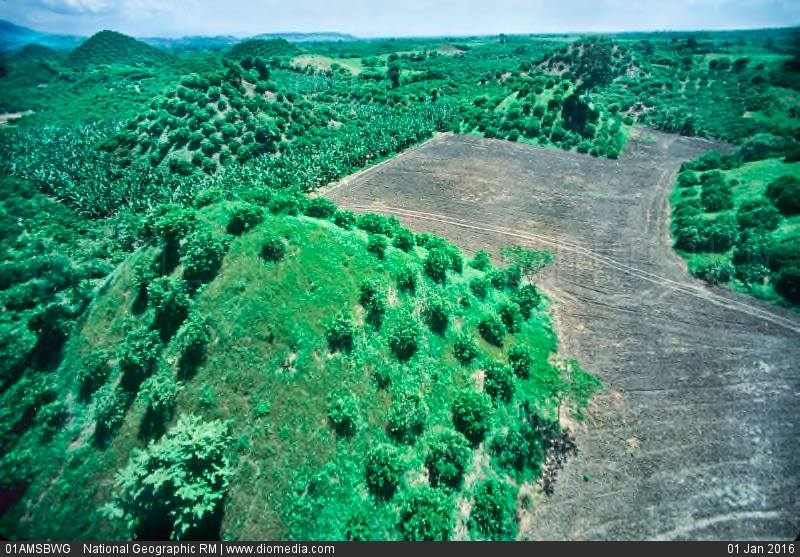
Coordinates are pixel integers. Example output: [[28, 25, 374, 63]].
[[324, 130, 800, 540]]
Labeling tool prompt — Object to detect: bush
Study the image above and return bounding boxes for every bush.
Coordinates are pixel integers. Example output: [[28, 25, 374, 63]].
[[366, 234, 388, 259], [676, 171, 699, 188], [425, 430, 471, 488], [478, 314, 506, 347], [766, 175, 800, 215], [394, 265, 418, 293], [470, 479, 518, 540], [451, 390, 493, 445], [507, 345, 534, 379], [148, 277, 192, 341], [490, 420, 551, 475], [327, 391, 358, 437], [469, 277, 490, 299], [172, 312, 211, 377], [303, 197, 337, 219], [326, 314, 355, 352], [118, 327, 162, 392], [453, 332, 479, 365], [144, 204, 197, 247], [497, 301, 523, 334], [333, 210, 357, 229], [93, 384, 129, 440], [487, 269, 508, 289], [107, 415, 233, 540], [692, 261, 733, 285], [388, 390, 427, 443], [226, 203, 263, 235], [76, 349, 111, 399], [398, 487, 454, 540], [359, 279, 387, 324], [260, 231, 286, 262], [484, 361, 514, 402], [386, 311, 420, 360], [392, 228, 415, 252], [424, 248, 451, 283], [736, 200, 782, 232], [423, 294, 450, 334], [700, 174, 733, 212], [181, 229, 229, 286], [365, 444, 405, 499], [36, 400, 68, 437], [513, 285, 541, 318], [357, 213, 398, 236], [775, 266, 800, 304], [139, 370, 179, 419]]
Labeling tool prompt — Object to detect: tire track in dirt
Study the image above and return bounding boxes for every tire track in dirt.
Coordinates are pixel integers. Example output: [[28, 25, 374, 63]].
[[326, 132, 800, 540]]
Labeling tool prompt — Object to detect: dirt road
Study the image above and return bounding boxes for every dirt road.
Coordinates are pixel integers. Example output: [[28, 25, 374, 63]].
[[325, 130, 800, 540]]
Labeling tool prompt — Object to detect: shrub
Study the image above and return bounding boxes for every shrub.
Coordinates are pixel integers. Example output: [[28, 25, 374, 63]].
[[388, 390, 427, 443], [470, 479, 518, 540], [424, 248, 451, 283], [386, 311, 420, 360], [357, 213, 398, 236], [736, 200, 781, 232], [676, 171, 699, 188], [398, 487, 454, 541], [392, 228, 415, 252], [425, 430, 471, 488], [507, 345, 534, 379], [36, 400, 68, 437], [148, 277, 192, 341], [359, 279, 387, 324], [366, 234, 388, 259], [452, 390, 493, 445], [497, 301, 523, 334], [372, 364, 392, 389], [513, 285, 541, 318], [93, 384, 129, 439], [766, 175, 800, 215], [490, 422, 547, 475], [775, 266, 800, 304], [144, 204, 197, 247], [700, 174, 733, 212], [118, 327, 162, 392], [453, 332, 479, 365], [469, 277, 490, 299], [139, 370, 179, 418], [365, 444, 405, 499], [327, 391, 358, 437], [172, 312, 211, 377], [76, 349, 111, 399], [394, 265, 418, 293], [423, 294, 450, 334], [107, 415, 233, 540], [487, 269, 508, 289], [333, 210, 357, 229], [446, 246, 464, 274], [478, 314, 506, 347], [226, 203, 263, 235], [326, 314, 355, 352], [181, 229, 229, 286], [484, 361, 514, 402], [303, 197, 337, 219], [691, 261, 733, 285], [260, 231, 286, 262]]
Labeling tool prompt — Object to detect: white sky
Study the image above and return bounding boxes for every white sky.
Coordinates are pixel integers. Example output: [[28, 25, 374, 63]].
[[2, 0, 799, 38]]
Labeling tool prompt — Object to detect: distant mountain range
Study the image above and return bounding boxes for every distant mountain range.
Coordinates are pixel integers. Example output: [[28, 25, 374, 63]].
[[0, 19, 358, 52]]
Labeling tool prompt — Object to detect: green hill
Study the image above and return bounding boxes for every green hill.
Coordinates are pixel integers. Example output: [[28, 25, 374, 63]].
[[0, 197, 598, 540], [225, 38, 299, 61], [66, 30, 170, 67]]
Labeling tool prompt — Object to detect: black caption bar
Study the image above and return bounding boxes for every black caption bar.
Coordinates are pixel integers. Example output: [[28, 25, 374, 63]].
[[0, 542, 798, 557]]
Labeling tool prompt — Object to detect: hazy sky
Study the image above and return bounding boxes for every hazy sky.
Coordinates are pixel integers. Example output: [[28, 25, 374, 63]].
[[2, 0, 799, 38]]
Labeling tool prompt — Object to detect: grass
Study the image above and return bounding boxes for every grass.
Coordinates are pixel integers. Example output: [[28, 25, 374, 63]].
[[291, 54, 364, 75]]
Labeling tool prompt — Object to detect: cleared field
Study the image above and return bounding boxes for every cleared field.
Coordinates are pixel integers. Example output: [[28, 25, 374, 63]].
[[291, 54, 363, 74], [325, 131, 800, 539]]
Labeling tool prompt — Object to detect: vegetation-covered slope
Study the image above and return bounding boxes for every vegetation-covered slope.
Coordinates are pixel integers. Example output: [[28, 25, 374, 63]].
[[65, 30, 171, 68], [0, 197, 597, 540]]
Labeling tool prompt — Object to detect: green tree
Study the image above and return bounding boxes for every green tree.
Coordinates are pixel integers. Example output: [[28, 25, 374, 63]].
[[181, 228, 229, 287], [366, 234, 388, 259], [327, 391, 359, 438], [226, 203, 263, 235], [425, 430, 471, 488], [484, 361, 514, 402], [326, 314, 355, 352], [388, 390, 427, 443], [148, 277, 192, 341], [386, 311, 420, 360], [365, 444, 405, 500], [424, 248, 451, 283], [398, 487, 454, 540], [261, 231, 286, 262], [118, 327, 162, 392], [452, 390, 493, 445], [470, 479, 518, 540], [453, 332, 479, 365], [105, 414, 233, 540], [76, 349, 111, 399], [478, 314, 506, 347], [507, 345, 534, 379]]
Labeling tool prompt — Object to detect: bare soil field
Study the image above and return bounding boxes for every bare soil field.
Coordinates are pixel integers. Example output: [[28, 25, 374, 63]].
[[325, 130, 800, 540]]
